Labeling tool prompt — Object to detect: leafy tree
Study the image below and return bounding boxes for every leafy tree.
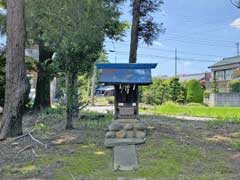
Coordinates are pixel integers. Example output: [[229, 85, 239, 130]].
[[186, 79, 203, 103], [0, 0, 29, 139], [52, 0, 127, 129], [228, 79, 240, 93], [25, 0, 57, 110], [129, 0, 165, 63]]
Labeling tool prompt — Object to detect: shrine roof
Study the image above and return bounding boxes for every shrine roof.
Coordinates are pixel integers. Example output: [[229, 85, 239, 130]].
[[96, 63, 157, 69], [96, 63, 157, 85]]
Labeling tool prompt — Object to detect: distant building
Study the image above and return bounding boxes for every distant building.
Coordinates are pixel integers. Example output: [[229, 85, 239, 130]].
[[206, 56, 240, 92], [96, 86, 114, 96], [177, 72, 211, 89], [178, 72, 211, 82]]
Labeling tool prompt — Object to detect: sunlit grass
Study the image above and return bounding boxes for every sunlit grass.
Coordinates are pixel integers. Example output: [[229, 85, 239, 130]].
[[141, 102, 240, 121]]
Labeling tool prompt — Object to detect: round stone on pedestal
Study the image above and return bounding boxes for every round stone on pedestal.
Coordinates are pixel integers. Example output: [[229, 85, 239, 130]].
[[109, 123, 123, 131], [116, 130, 127, 138], [134, 123, 147, 131], [135, 131, 146, 138], [105, 131, 116, 138], [126, 131, 134, 138], [124, 123, 134, 130]]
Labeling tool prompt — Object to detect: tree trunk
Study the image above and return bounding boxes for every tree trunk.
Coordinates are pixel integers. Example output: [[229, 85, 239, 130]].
[[66, 71, 78, 129], [33, 43, 53, 110], [86, 77, 91, 103], [129, 0, 141, 63], [72, 74, 79, 119], [0, 0, 28, 139], [91, 66, 97, 106]]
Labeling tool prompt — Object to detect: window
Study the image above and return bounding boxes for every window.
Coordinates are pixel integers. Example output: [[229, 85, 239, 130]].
[[215, 71, 224, 81], [225, 69, 234, 80]]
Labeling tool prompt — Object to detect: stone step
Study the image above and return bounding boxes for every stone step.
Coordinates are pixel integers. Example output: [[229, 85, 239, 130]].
[[114, 119, 140, 123], [114, 145, 138, 171], [105, 138, 145, 148]]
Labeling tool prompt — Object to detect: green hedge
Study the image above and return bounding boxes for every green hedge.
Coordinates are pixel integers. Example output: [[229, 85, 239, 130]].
[[228, 79, 240, 93], [186, 79, 203, 103]]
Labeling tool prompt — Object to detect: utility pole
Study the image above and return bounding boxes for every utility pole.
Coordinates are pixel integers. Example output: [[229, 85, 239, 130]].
[[175, 48, 177, 76], [237, 42, 239, 56]]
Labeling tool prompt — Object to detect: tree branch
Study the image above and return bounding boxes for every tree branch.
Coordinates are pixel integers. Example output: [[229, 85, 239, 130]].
[[230, 0, 240, 8]]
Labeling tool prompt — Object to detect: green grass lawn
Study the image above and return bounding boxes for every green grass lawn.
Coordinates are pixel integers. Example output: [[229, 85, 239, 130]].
[[141, 102, 240, 121], [1, 109, 240, 180]]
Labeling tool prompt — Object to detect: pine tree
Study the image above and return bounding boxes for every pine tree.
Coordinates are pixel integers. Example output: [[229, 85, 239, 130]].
[[129, 0, 165, 63], [0, 0, 29, 139]]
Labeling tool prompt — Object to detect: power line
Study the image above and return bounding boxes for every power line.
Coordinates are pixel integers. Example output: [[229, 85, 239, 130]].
[[105, 41, 224, 58], [160, 38, 235, 48], [115, 51, 218, 63], [164, 33, 236, 44]]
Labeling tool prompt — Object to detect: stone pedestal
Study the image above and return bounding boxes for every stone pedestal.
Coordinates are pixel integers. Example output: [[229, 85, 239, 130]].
[[104, 119, 147, 147]]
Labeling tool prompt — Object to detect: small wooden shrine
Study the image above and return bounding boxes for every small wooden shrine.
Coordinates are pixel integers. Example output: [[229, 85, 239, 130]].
[[96, 63, 157, 120]]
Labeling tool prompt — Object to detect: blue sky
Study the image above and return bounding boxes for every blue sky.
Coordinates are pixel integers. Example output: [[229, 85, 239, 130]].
[[104, 0, 240, 77]]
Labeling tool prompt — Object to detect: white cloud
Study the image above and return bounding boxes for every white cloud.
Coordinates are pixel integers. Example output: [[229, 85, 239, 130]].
[[230, 18, 240, 29]]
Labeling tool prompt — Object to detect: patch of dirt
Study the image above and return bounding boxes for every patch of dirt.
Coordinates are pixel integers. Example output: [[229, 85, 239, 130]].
[[206, 135, 232, 142]]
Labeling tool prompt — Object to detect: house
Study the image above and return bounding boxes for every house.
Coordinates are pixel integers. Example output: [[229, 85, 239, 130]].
[[178, 73, 211, 82], [178, 72, 211, 89], [206, 56, 240, 92]]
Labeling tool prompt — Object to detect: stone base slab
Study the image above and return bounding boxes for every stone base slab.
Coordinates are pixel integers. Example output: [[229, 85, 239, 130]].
[[114, 145, 138, 171], [105, 138, 145, 148]]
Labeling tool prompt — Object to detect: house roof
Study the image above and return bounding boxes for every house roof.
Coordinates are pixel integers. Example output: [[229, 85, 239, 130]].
[[96, 63, 157, 85], [209, 56, 240, 68]]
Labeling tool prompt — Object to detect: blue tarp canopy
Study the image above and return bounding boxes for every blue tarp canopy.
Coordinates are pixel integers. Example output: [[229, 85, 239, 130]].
[[96, 63, 157, 85]]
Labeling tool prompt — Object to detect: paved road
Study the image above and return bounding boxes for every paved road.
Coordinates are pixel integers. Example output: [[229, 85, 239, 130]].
[[85, 105, 114, 114], [84, 105, 215, 122]]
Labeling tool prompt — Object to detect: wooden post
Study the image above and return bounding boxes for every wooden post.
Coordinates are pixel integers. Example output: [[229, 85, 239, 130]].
[[136, 86, 139, 120], [91, 65, 96, 106], [114, 85, 118, 120]]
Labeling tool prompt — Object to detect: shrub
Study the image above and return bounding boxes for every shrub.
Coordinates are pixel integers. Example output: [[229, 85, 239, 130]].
[[228, 79, 240, 93], [186, 79, 203, 103], [163, 101, 180, 108], [186, 102, 205, 107], [212, 77, 218, 93], [203, 90, 211, 98], [141, 77, 187, 105], [168, 77, 181, 102]]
